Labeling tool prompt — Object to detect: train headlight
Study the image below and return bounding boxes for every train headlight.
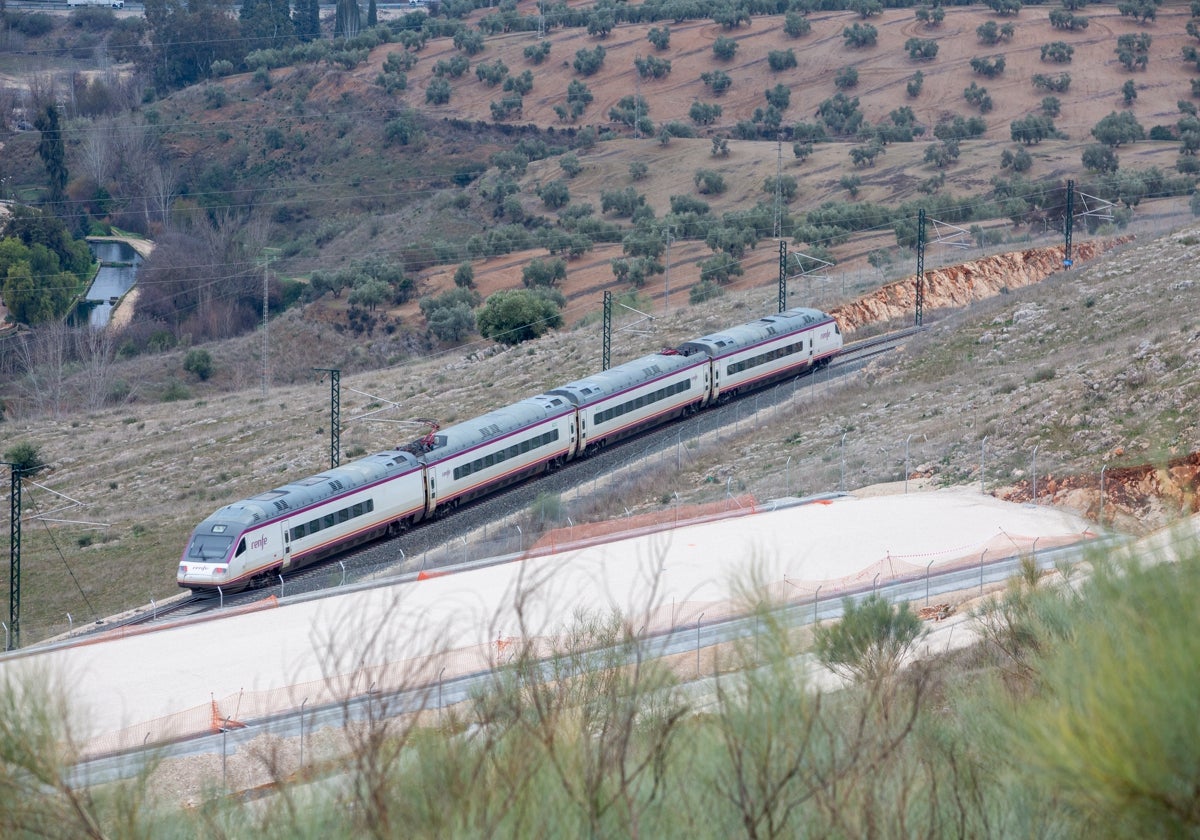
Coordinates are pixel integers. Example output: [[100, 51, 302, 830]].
[[215, 567, 227, 576], [178, 565, 187, 576]]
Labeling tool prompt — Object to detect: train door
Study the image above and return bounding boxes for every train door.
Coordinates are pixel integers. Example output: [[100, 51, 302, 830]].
[[281, 519, 292, 570], [426, 470, 438, 517]]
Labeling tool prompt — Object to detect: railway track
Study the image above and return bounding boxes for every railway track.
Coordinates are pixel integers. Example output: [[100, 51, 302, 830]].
[[91, 326, 918, 634]]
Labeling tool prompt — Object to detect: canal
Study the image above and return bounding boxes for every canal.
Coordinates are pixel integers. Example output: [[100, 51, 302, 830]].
[[85, 240, 142, 329]]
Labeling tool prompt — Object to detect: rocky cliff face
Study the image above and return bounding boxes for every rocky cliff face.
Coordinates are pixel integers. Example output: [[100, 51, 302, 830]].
[[831, 239, 1130, 333], [825, 235, 1198, 534]]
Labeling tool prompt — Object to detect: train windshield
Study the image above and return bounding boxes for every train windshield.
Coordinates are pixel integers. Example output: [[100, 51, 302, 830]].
[[186, 534, 234, 561]]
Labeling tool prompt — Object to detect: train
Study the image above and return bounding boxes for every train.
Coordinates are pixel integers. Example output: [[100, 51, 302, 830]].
[[177, 306, 843, 591]]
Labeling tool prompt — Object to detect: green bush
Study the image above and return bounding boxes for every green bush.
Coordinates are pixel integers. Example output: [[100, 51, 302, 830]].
[[183, 349, 214, 381], [814, 593, 923, 683]]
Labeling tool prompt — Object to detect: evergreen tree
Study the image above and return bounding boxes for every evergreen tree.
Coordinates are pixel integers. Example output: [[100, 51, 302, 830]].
[[334, 0, 360, 38], [33, 105, 66, 211], [367, 0, 377, 27], [293, 0, 320, 41], [241, 0, 294, 52]]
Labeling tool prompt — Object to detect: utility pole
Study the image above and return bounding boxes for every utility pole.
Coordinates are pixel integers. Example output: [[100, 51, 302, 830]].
[[634, 64, 641, 139], [773, 135, 783, 239], [602, 290, 612, 370], [1063, 178, 1074, 270], [915, 208, 926, 327], [663, 226, 673, 315], [5, 463, 23, 651], [778, 240, 787, 314], [261, 252, 270, 398], [313, 369, 341, 468]]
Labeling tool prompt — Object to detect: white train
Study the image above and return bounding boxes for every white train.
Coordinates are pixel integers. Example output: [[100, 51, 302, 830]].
[[177, 307, 842, 591]]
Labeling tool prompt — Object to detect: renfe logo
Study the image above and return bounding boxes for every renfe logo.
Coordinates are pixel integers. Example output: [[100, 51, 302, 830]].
[[251, 535, 269, 551]]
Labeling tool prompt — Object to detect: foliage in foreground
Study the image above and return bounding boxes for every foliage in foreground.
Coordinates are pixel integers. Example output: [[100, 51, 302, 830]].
[[4, 542, 1200, 838]]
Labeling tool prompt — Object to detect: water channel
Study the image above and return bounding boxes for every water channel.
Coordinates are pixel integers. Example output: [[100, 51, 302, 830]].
[[85, 240, 142, 329]]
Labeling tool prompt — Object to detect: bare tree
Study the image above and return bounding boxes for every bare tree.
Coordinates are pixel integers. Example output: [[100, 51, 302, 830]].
[[145, 159, 179, 229], [73, 325, 118, 411], [76, 118, 119, 189], [13, 322, 71, 418]]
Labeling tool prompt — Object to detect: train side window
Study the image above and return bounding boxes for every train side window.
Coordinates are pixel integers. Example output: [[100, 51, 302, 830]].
[[308, 518, 320, 534], [366, 499, 374, 513], [339, 508, 351, 523], [352, 503, 364, 517], [235, 538, 247, 557], [324, 514, 335, 528]]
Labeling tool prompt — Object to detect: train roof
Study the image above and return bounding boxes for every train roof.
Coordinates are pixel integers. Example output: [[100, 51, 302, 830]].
[[547, 351, 701, 406], [195, 450, 423, 531], [677, 307, 834, 357], [417, 392, 574, 460]]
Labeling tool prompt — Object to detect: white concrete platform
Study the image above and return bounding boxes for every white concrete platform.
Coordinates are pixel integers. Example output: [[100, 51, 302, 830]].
[[0, 487, 1099, 756]]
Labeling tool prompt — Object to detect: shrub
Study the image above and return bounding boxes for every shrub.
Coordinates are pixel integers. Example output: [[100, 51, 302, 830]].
[[814, 593, 923, 683], [452, 28, 484, 55], [924, 139, 960, 168], [1011, 114, 1057, 144], [203, 85, 227, 109], [701, 70, 732, 96], [1041, 41, 1074, 63], [573, 46, 606, 76], [690, 101, 723, 126], [689, 279, 723, 304], [433, 54, 470, 78], [765, 83, 790, 110], [762, 174, 799, 199], [984, 0, 1021, 14], [522, 257, 566, 288], [1000, 146, 1033, 172], [476, 288, 563, 345], [1049, 8, 1089, 29], [647, 26, 670, 50], [524, 41, 550, 64], [1116, 33, 1151, 70], [834, 67, 858, 89], [1032, 73, 1071, 93], [971, 55, 1006, 77], [694, 169, 727, 194], [563, 80, 593, 120], [784, 12, 811, 37], [476, 59, 508, 86], [767, 49, 797, 71], [843, 23, 878, 48], [504, 70, 533, 96], [1082, 144, 1120, 173], [713, 36, 738, 61], [907, 71, 925, 98], [964, 82, 993, 113], [849, 141, 885, 167], [3, 442, 47, 476], [915, 4, 945, 27], [976, 20, 1015, 44], [559, 153, 582, 178], [537, 179, 569, 210], [425, 77, 451, 104], [634, 55, 671, 80], [905, 38, 938, 60], [699, 251, 743, 284], [453, 262, 475, 288], [183, 349, 214, 381]]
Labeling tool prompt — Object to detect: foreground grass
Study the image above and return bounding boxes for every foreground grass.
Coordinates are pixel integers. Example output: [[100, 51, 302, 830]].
[[2, 535, 1198, 838]]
